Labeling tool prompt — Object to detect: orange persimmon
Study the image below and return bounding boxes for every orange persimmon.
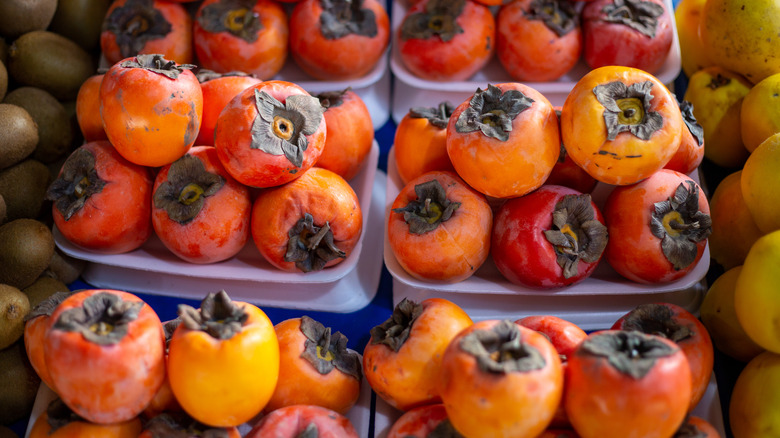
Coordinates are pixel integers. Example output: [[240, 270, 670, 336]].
[[195, 70, 262, 147], [393, 102, 456, 185], [75, 74, 107, 142], [664, 98, 705, 175], [28, 400, 143, 438], [23, 291, 72, 391]]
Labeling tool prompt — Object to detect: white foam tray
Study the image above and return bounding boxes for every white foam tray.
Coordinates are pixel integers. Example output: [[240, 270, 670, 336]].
[[389, 0, 682, 120], [54, 145, 385, 313]]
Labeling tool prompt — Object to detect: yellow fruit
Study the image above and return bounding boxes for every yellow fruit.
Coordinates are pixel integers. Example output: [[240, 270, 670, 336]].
[[675, 0, 712, 78], [735, 229, 780, 353], [708, 171, 763, 270], [741, 73, 780, 153], [700, 0, 780, 84], [742, 132, 780, 233], [700, 266, 764, 363], [729, 351, 780, 437], [683, 66, 751, 168]]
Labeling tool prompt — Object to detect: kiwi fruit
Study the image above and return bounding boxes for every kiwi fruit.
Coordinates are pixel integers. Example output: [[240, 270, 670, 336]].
[[0, 425, 19, 438], [7, 31, 95, 100], [0, 196, 5, 226], [49, 0, 111, 52], [0, 39, 8, 65], [22, 276, 68, 310], [3, 87, 74, 164], [0, 219, 55, 290], [0, 60, 7, 102], [45, 248, 85, 285], [0, 0, 58, 40], [0, 340, 41, 425], [0, 284, 29, 351], [0, 104, 38, 171], [0, 159, 51, 221]]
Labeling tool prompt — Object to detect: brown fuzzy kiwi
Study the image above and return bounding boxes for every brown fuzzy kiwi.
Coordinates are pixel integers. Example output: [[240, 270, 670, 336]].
[[3, 87, 75, 164], [0, 340, 41, 425], [49, 0, 110, 52], [0, 195, 5, 226], [0, 284, 30, 350], [0, 60, 7, 101], [0, 104, 38, 171], [44, 248, 85, 285], [0, 219, 55, 289], [0, 0, 58, 40], [0, 159, 51, 221], [22, 276, 68, 310]]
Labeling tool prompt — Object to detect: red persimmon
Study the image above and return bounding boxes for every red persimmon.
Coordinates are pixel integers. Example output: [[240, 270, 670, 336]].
[[195, 70, 262, 147], [386, 404, 459, 438], [393, 102, 456, 185], [23, 292, 72, 391], [75, 74, 107, 142], [664, 99, 705, 175], [546, 107, 598, 194], [245, 405, 359, 438]]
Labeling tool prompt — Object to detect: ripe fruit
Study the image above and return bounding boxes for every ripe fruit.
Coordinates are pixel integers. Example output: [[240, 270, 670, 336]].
[[741, 132, 780, 233], [735, 229, 780, 353], [708, 171, 763, 270]]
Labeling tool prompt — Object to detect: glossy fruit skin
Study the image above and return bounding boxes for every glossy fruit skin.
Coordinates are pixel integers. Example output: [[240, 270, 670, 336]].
[[363, 298, 473, 411], [193, 0, 288, 80], [439, 320, 563, 438], [674, 0, 712, 78], [246, 405, 359, 438], [289, 0, 389, 80], [251, 167, 362, 272], [387, 171, 493, 283], [43, 289, 166, 424], [729, 351, 780, 437], [398, 0, 495, 81], [741, 133, 780, 234], [603, 169, 710, 284], [315, 90, 374, 181], [23, 314, 54, 390], [152, 146, 251, 264], [496, 0, 582, 82], [708, 171, 763, 271], [28, 411, 143, 438], [167, 300, 279, 427], [447, 83, 560, 199], [582, 0, 673, 74], [52, 141, 153, 254], [100, 56, 203, 168], [561, 66, 683, 186], [492, 185, 606, 289], [664, 121, 704, 175], [741, 73, 780, 153], [393, 111, 455, 185], [214, 80, 326, 188], [196, 74, 263, 146], [386, 404, 452, 438], [75, 74, 108, 142]]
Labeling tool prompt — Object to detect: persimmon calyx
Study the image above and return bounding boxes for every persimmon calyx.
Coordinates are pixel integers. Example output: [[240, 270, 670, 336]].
[[24, 291, 73, 322], [52, 292, 143, 346], [527, 0, 579, 37], [429, 419, 466, 438], [543, 194, 608, 279], [153, 154, 225, 224], [298, 423, 318, 438], [594, 80, 663, 142], [314, 87, 351, 110], [195, 69, 254, 83], [674, 421, 708, 438], [400, 0, 465, 42], [145, 412, 232, 438], [393, 179, 460, 235], [582, 331, 678, 379], [320, 0, 378, 39], [601, 0, 664, 38], [650, 181, 712, 270], [300, 315, 362, 380], [369, 298, 423, 352], [455, 84, 535, 142], [178, 290, 248, 340], [104, 0, 172, 59], [707, 74, 731, 89], [284, 213, 346, 272], [460, 320, 547, 374], [162, 318, 182, 351], [198, 0, 264, 43], [617, 303, 694, 343], [46, 148, 106, 221], [679, 99, 704, 146], [46, 398, 84, 433], [409, 101, 455, 129], [252, 89, 324, 169], [121, 54, 196, 79]]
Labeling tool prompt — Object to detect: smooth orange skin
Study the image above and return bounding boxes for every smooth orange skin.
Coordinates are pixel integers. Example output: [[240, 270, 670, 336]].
[[265, 318, 360, 415], [24, 315, 54, 390], [246, 405, 359, 438], [100, 0, 193, 66], [388, 171, 493, 283], [29, 411, 143, 438], [363, 298, 473, 412], [76, 75, 108, 142], [52, 141, 153, 255], [289, 0, 390, 80], [393, 112, 455, 185], [214, 80, 326, 188], [43, 290, 166, 424], [100, 56, 203, 168], [603, 169, 710, 284], [398, 0, 495, 81], [564, 330, 692, 438], [316, 90, 374, 181], [496, 0, 582, 82], [251, 167, 362, 272], [193, 0, 288, 80], [439, 320, 564, 438], [561, 66, 683, 186], [167, 301, 279, 427], [152, 146, 251, 264], [447, 83, 560, 199], [664, 121, 704, 175], [142, 369, 182, 418], [547, 106, 598, 194], [386, 404, 451, 438], [708, 171, 763, 271], [195, 75, 263, 146]]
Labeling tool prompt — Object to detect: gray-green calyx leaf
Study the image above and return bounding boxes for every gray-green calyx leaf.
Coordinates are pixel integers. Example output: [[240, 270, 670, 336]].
[[121, 54, 196, 80], [459, 320, 547, 374], [46, 148, 106, 221], [103, 0, 172, 59], [195, 69, 253, 83], [145, 412, 232, 438], [618, 303, 694, 344], [409, 101, 455, 130], [400, 0, 466, 42], [153, 154, 225, 224], [197, 0, 264, 43], [392, 179, 461, 235], [594, 80, 663, 141], [370, 298, 423, 352], [455, 84, 535, 142], [284, 213, 346, 273], [300, 315, 362, 381], [319, 0, 378, 39], [650, 181, 712, 270], [679, 99, 704, 146], [601, 0, 665, 38], [580, 330, 677, 379], [52, 292, 143, 346], [525, 0, 579, 37], [178, 290, 248, 340]]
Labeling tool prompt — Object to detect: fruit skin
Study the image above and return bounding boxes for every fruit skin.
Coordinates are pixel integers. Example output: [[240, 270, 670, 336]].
[[315, 89, 374, 181], [386, 404, 454, 438], [708, 171, 763, 271], [393, 107, 456, 185], [195, 74, 262, 147], [741, 132, 780, 234], [674, 0, 712, 78], [729, 351, 780, 437], [742, 73, 780, 154], [245, 405, 359, 438], [28, 410, 143, 438], [75, 74, 108, 142]]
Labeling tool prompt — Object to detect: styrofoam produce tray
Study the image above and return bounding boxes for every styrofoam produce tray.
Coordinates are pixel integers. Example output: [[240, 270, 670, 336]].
[[390, 0, 681, 120], [54, 144, 385, 313]]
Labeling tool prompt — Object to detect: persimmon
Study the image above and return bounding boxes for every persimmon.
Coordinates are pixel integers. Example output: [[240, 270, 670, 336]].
[[28, 399, 143, 438], [193, 0, 288, 80], [46, 141, 153, 254], [214, 80, 326, 188], [386, 404, 459, 438], [143, 319, 184, 418], [100, 54, 203, 168], [397, 0, 495, 81], [23, 291, 72, 391], [101, 0, 193, 66], [387, 171, 492, 283], [289, 0, 390, 80], [496, 0, 582, 82], [251, 167, 361, 272], [152, 146, 251, 264], [313, 88, 374, 181], [447, 83, 560, 199], [560, 65, 683, 185], [245, 405, 359, 438], [43, 289, 166, 424], [393, 102, 456, 185], [139, 412, 241, 438], [664, 99, 705, 175], [708, 171, 763, 271], [195, 70, 262, 147], [265, 316, 362, 415], [547, 108, 598, 194], [363, 298, 473, 411], [75, 74, 107, 142]]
